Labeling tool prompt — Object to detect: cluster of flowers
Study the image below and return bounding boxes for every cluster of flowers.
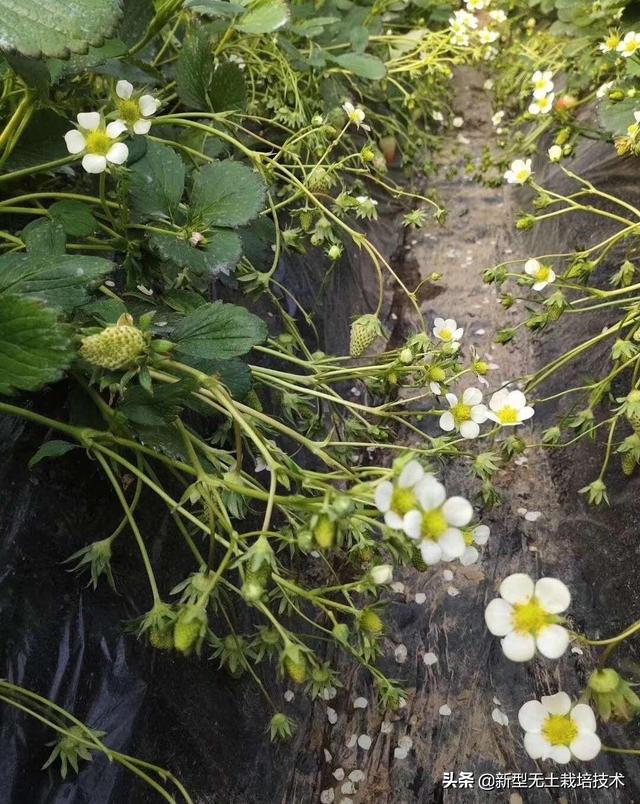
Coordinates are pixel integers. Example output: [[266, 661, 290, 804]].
[[64, 81, 159, 173], [599, 29, 640, 58], [448, 1, 506, 59], [529, 70, 555, 116], [486, 573, 601, 763]]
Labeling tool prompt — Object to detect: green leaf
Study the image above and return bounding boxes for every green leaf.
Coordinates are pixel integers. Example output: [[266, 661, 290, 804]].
[[149, 230, 242, 278], [0, 253, 112, 312], [209, 62, 246, 112], [0, 295, 73, 394], [176, 354, 252, 398], [235, 0, 290, 34], [598, 98, 637, 137], [120, 379, 198, 426], [5, 53, 50, 96], [47, 38, 128, 82], [2, 109, 69, 171], [328, 52, 386, 80], [129, 141, 185, 220], [22, 219, 66, 256], [191, 160, 266, 228], [176, 27, 213, 110], [29, 439, 78, 468], [186, 0, 245, 17], [0, 0, 123, 59], [173, 301, 267, 360], [49, 201, 97, 237]]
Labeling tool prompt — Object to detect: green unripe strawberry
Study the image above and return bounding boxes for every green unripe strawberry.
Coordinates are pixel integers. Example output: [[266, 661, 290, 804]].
[[80, 314, 147, 370], [173, 605, 206, 654], [332, 622, 350, 645], [149, 625, 174, 650], [359, 608, 384, 635], [306, 167, 332, 193], [625, 390, 640, 434], [283, 650, 307, 684], [621, 450, 636, 476], [349, 314, 384, 357], [242, 563, 271, 602], [313, 514, 335, 550]]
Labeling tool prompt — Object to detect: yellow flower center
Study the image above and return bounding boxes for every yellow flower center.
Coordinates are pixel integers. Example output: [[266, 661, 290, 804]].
[[534, 79, 548, 91], [624, 41, 638, 54], [542, 714, 578, 746], [429, 366, 446, 382], [118, 98, 141, 125], [605, 34, 620, 49], [84, 130, 112, 156], [498, 406, 519, 424], [391, 487, 418, 516], [512, 597, 552, 635], [452, 402, 472, 424], [422, 508, 448, 540], [438, 328, 452, 341], [535, 265, 551, 282], [515, 169, 530, 182]]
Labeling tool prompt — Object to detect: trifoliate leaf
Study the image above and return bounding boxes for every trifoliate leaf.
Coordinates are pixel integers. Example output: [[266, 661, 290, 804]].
[[191, 161, 266, 228], [176, 26, 213, 110], [149, 230, 242, 278], [0, 295, 73, 394], [173, 301, 267, 360], [129, 141, 186, 220], [327, 52, 386, 80], [235, 0, 290, 34], [0, 0, 123, 59], [49, 201, 97, 236], [29, 439, 78, 468], [0, 253, 112, 312]]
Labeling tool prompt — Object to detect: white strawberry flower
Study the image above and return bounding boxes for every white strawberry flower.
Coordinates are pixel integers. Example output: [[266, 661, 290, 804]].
[[403, 476, 473, 565], [439, 387, 488, 439], [529, 93, 554, 115], [599, 32, 621, 53], [64, 112, 128, 174], [519, 692, 601, 763], [115, 80, 160, 134], [524, 258, 556, 290], [489, 9, 507, 23], [487, 388, 535, 426], [452, 9, 478, 29], [617, 31, 640, 57], [342, 101, 370, 131], [465, 0, 487, 10], [433, 317, 463, 350], [375, 460, 424, 530], [548, 144, 562, 162], [484, 573, 571, 661], [504, 158, 532, 184], [531, 70, 554, 100], [478, 28, 500, 45], [596, 81, 614, 99], [491, 110, 504, 126], [460, 524, 490, 565]]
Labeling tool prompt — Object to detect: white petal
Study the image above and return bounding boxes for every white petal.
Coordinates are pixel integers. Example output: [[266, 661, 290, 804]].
[[501, 630, 536, 662], [375, 481, 393, 512], [415, 476, 446, 510], [133, 118, 152, 135], [484, 598, 514, 636], [489, 389, 509, 411], [64, 129, 86, 154], [445, 393, 458, 406], [77, 111, 101, 130], [106, 142, 128, 165], [520, 406, 535, 421], [116, 79, 134, 99], [433, 317, 444, 328], [385, 511, 404, 530], [570, 704, 597, 734], [399, 460, 423, 488], [460, 546, 479, 565], [444, 319, 457, 330], [518, 700, 547, 732], [402, 510, 422, 539], [139, 94, 159, 116], [499, 573, 534, 605], [524, 732, 551, 759], [106, 120, 127, 138], [82, 153, 107, 173], [420, 540, 442, 565], [541, 691, 571, 715], [439, 528, 465, 559], [507, 390, 527, 410], [442, 496, 473, 527], [473, 524, 490, 545], [570, 732, 601, 761], [463, 387, 483, 405], [459, 420, 479, 439], [534, 578, 571, 613], [550, 745, 572, 764], [471, 404, 488, 423], [452, 328, 464, 340], [536, 624, 569, 659], [439, 411, 455, 432]]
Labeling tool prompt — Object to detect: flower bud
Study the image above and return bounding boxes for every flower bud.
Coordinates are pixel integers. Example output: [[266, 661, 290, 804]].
[[370, 564, 393, 585], [313, 514, 335, 549], [283, 646, 307, 684], [399, 347, 413, 365], [332, 622, 350, 644], [587, 668, 640, 722]]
